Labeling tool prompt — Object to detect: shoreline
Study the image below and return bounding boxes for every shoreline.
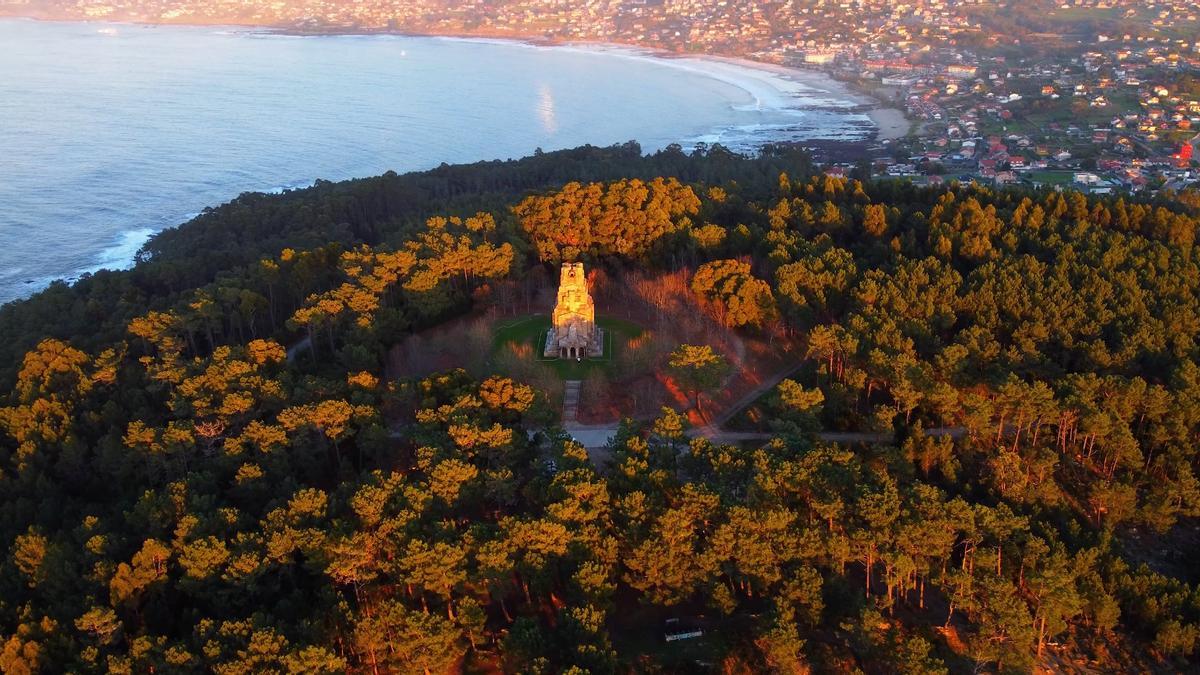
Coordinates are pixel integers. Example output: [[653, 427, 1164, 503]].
[[273, 29, 910, 140], [0, 17, 907, 304], [1, 15, 909, 142], [420, 33, 914, 142]]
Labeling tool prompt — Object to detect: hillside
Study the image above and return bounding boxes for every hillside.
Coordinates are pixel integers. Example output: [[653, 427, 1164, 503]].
[[2, 144, 1200, 673]]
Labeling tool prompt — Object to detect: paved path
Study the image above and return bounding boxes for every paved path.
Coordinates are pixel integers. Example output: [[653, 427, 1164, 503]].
[[564, 360, 840, 457], [562, 380, 581, 424], [570, 424, 966, 467], [286, 336, 312, 363], [693, 427, 965, 445], [560, 361, 968, 466], [565, 423, 620, 451], [706, 361, 806, 431]]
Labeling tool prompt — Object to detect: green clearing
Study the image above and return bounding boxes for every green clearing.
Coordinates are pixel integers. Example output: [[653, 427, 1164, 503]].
[[490, 314, 644, 380], [1045, 7, 1125, 23], [980, 91, 1141, 137], [1025, 170, 1076, 186]]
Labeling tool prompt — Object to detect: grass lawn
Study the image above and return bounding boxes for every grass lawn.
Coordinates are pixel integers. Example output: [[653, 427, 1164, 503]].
[[490, 314, 644, 380], [993, 90, 1139, 135], [1024, 170, 1076, 186], [1047, 7, 1124, 21]]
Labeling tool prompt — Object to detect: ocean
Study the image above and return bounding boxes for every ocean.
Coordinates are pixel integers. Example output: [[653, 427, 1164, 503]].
[[0, 19, 872, 305]]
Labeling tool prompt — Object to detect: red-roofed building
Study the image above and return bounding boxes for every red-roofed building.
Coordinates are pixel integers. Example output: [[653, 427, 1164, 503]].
[[1177, 142, 1194, 167]]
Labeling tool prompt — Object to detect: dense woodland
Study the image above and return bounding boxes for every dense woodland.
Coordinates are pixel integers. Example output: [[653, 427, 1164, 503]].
[[3, 142, 1200, 673]]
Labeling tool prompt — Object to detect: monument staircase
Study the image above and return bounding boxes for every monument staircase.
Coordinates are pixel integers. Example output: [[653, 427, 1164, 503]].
[[562, 380, 582, 423]]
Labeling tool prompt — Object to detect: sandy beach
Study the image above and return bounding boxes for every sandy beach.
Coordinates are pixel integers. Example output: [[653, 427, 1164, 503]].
[[624, 49, 915, 143], [866, 107, 912, 141], [702, 54, 913, 141]]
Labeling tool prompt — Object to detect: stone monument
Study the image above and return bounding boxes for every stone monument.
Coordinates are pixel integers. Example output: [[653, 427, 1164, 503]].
[[544, 262, 603, 359]]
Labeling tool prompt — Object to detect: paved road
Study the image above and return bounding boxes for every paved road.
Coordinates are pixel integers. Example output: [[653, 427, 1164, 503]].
[[564, 355, 968, 464], [568, 423, 966, 466], [569, 360, 969, 465], [565, 424, 621, 450]]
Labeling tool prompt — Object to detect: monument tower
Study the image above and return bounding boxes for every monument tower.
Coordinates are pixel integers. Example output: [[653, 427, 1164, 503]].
[[544, 262, 603, 359]]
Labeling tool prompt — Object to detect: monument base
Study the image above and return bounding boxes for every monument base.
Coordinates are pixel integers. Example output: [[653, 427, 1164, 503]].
[[544, 327, 604, 359]]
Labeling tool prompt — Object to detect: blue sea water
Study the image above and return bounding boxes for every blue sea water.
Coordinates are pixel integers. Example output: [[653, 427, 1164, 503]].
[[0, 19, 871, 305]]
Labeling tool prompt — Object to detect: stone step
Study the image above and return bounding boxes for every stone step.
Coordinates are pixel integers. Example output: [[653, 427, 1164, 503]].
[[563, 380, 582, 423]]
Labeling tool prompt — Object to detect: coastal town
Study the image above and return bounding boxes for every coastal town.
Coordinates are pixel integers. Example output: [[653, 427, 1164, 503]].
[[5, 0, 1199, 192]]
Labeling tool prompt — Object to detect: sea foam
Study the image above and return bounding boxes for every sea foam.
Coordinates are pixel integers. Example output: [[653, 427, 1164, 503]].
[[85, 227, 156, 275]]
